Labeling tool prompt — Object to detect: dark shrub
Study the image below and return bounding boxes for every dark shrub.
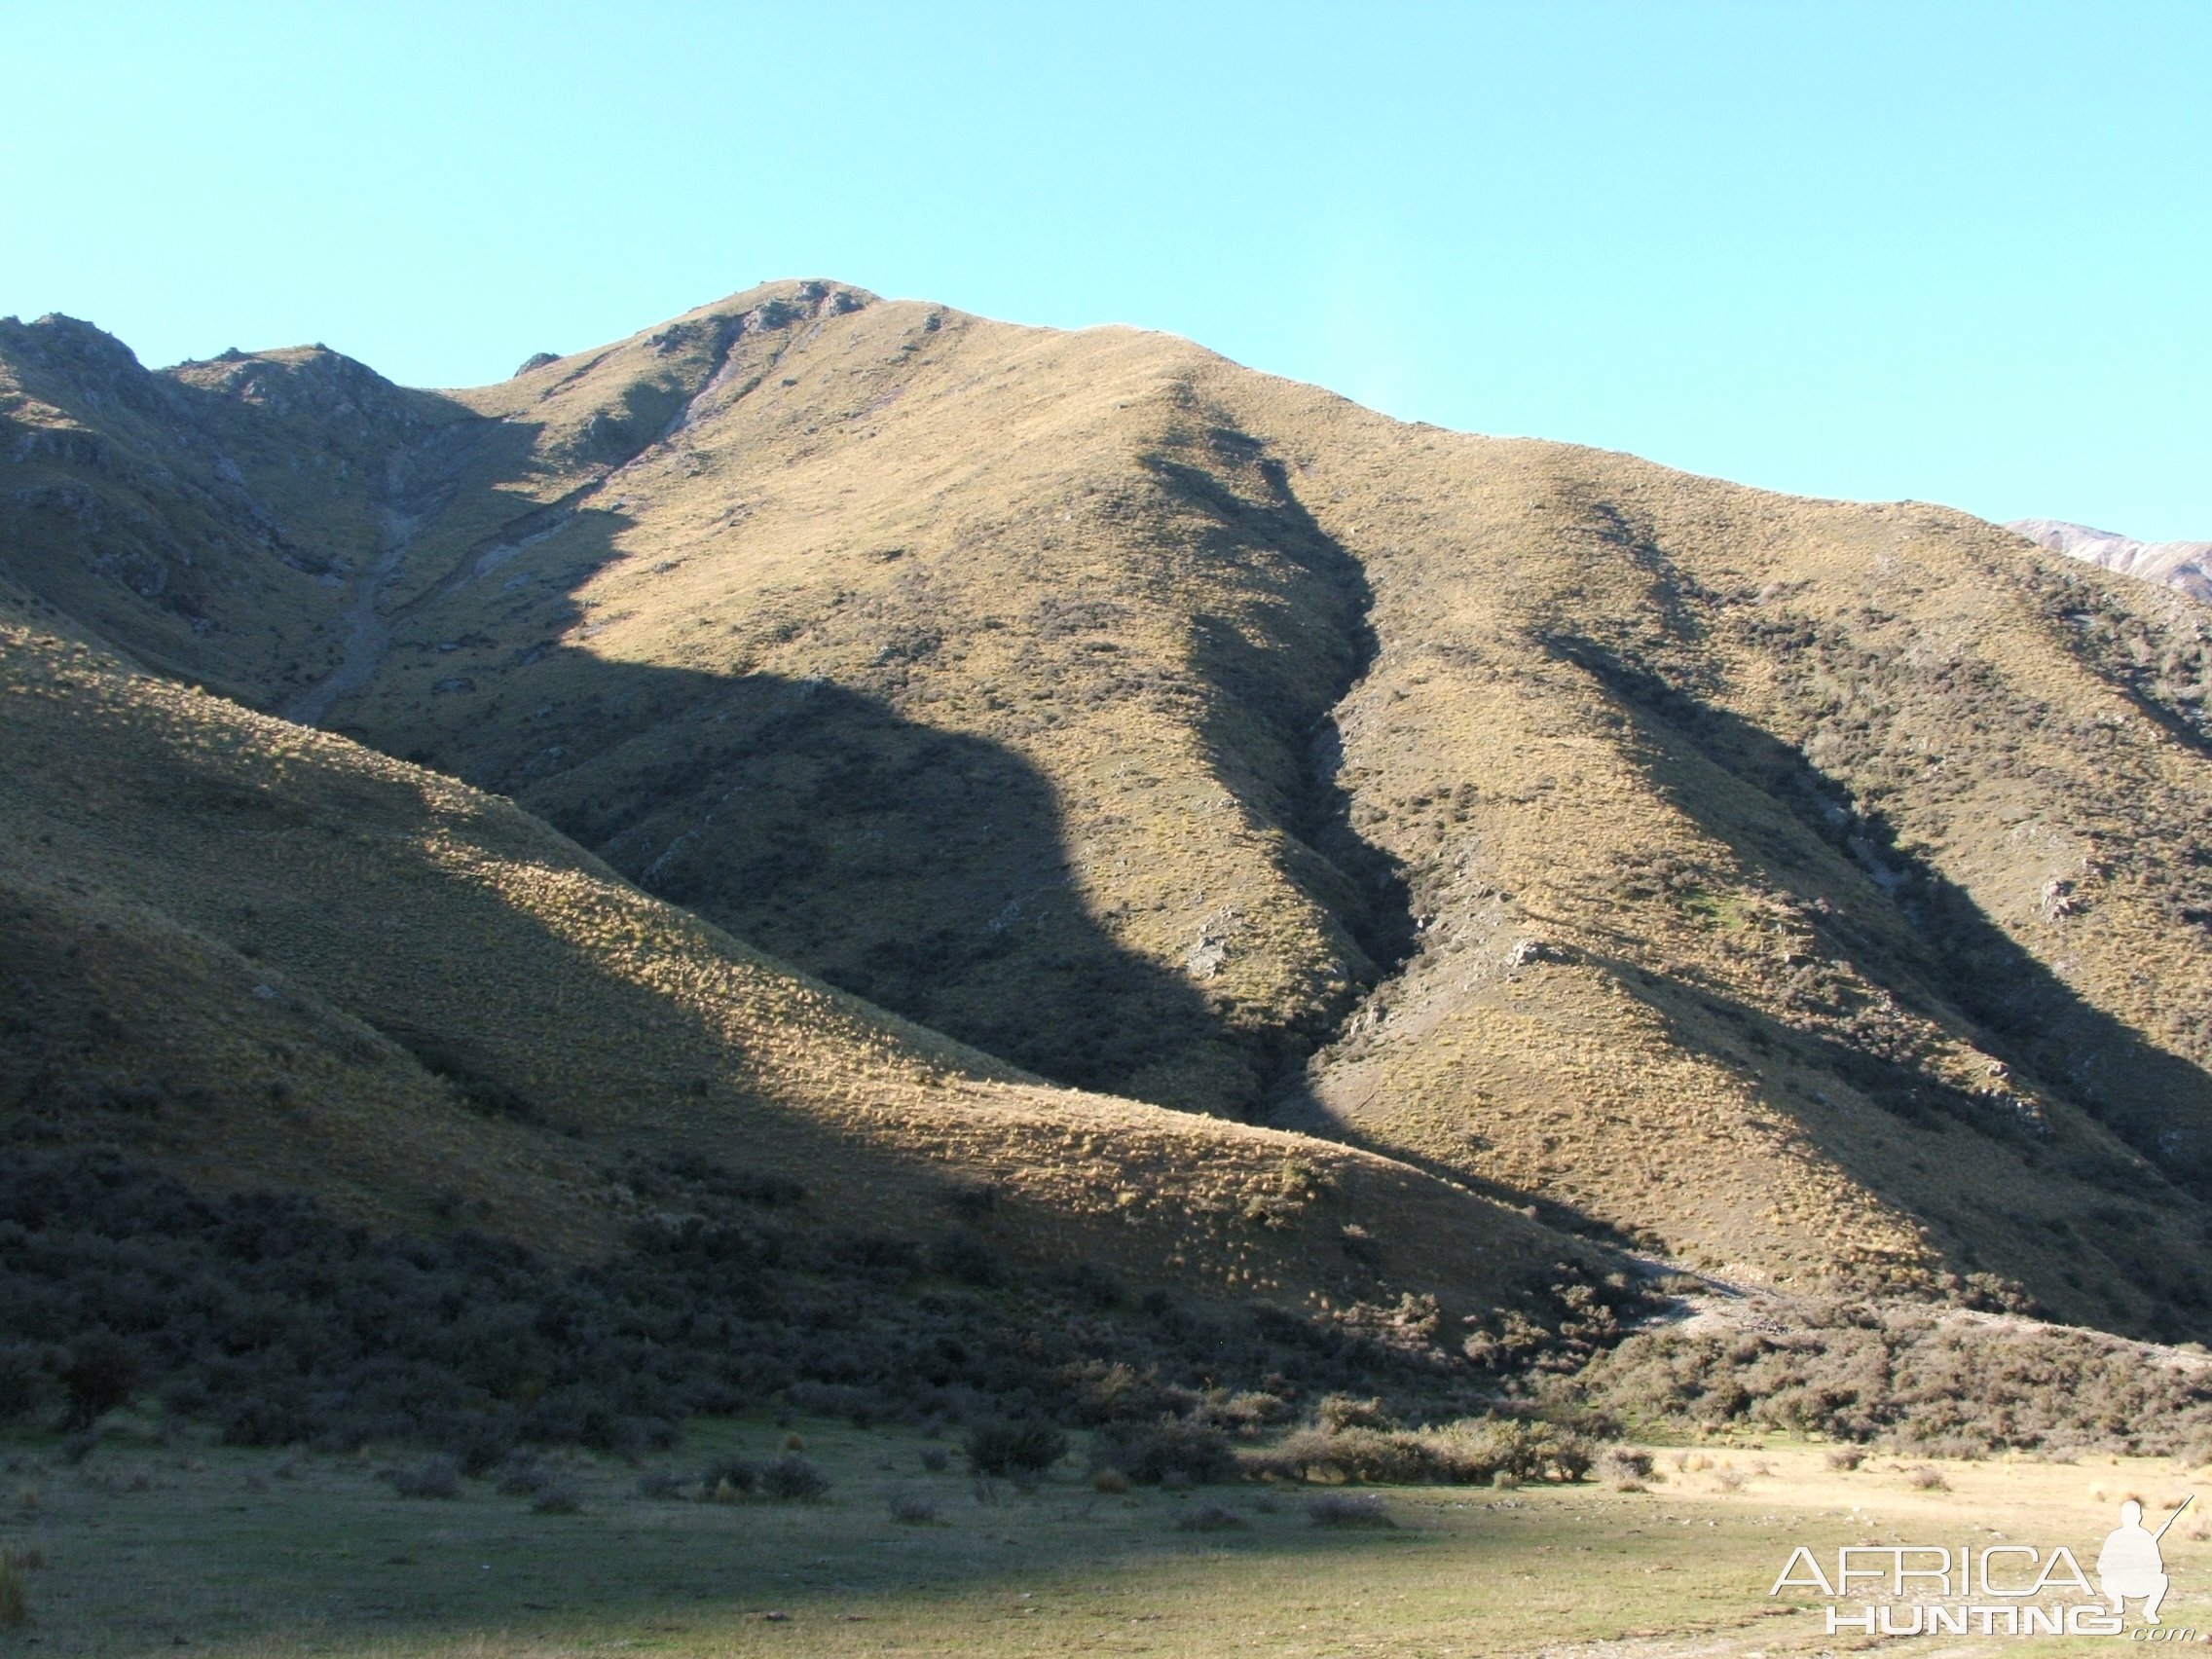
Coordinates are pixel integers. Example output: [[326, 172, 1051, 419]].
[[58, 1331, 137, 1428], [386, 1456, 461, 1499], [1092, 1417, 1237, 1485], [1063, 1359, 1180, 1424], [965, 1419, 1069, 1476], [496, 1455, 551, 1496], [698, 1454, 759, 1498], [1048, 1261, 1125, 1309], [443, 1413, 522, 1476], [1173, 1502, 1245, 1531], [929, 1231, 1002, 1287], [1307, 1493, 1392, 1527], [758, 1454, 829, 1500], [531, 1477, 583, 1513], [0, 1346, 52, 1425], [1601, 1446, 1654, 1487]]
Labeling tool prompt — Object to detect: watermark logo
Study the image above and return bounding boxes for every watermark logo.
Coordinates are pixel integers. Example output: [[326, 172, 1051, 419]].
[[1769, 1493, 2195, 1639]]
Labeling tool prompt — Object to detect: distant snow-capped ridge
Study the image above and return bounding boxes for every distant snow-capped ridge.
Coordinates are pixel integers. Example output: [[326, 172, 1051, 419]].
[[2009, 518, 2212, 605]]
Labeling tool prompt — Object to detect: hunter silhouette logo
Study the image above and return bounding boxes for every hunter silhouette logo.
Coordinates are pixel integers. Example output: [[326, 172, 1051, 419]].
[[1770, 1493, 2196, 1639], [2099, 1495, 2191, 1624]]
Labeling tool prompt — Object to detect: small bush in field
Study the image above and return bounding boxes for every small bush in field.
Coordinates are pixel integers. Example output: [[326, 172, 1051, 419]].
[[635, 1469, 687, 1499], [1602, 1446, 1654, 1489], [964, 1419, 1068, 1476], [497, 1456, 551, 1496], [1307, 1493, 1392, 1528], [1315, 1394, 1394, 1432], [385, 1456, 461, 1499], [1907, 1464, 1948, 1491], [759, 1454, 829, 1500], [59, 1332, 138, 1430], [531, 1477, 583, 1513], [888, 1493, 939, 1525], [1091, 1418, 1236, 1486], [1092, 1468, 1129, 1493], [1826, 1447, 1865, 1471], [0, 1557, 28, 1629], [1244, 1416, 1593, 1488], [1713, 1467, 1747, 1493], [699, 1455, 759, 1499], [919, 1447, 949, 1473], [1174, 1502, 1245, 1531]]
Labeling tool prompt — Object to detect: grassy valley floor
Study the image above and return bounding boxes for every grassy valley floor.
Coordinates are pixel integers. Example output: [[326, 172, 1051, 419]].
[[1, 1418, 2205, 1657]]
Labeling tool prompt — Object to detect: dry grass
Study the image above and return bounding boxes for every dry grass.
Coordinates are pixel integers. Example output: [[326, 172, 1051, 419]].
[[0, 590, 1573, 1332], [6, 277, 2212, 1342], [2, 1420, 2205, 1658]]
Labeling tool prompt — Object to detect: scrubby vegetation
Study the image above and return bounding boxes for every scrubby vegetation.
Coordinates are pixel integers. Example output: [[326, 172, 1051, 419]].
[[1571, 1300, 2212, 1456], [0, 1147, 1641, 1461], [1242, 1411, 1595, 1487], [13, 275, 2212, 1489]]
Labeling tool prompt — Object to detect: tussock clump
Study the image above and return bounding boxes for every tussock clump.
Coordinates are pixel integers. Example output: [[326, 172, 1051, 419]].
[[888, 1493, 940, 1525]]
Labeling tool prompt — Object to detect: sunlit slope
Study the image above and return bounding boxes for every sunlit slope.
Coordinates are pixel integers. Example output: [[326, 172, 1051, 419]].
[[1197, 364, 2212, 1331], [338, 300, 1402, 1117], [0, 591, 1573, 1313], [8, 284, 2212, 1337], [358, 301, 2212, 1332]]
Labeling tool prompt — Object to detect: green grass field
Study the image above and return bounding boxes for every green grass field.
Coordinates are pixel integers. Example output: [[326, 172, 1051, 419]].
[[3, 1415, 2203, 1657]]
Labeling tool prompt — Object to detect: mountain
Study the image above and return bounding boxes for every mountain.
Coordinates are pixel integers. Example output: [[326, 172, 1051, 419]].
[[0, 578, 1576, 1316], [7, 282, 2212, 1349], [2009, 518, 2212, 605]]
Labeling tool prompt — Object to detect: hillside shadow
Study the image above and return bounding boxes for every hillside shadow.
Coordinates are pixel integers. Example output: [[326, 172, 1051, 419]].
[[335, 498, 1244, 1112], [1571, 943, 2210, 1335], [322, 426, 1429, 1124], [1541, 636, 2212, 1298], [1144, 437, 1417, 1094]]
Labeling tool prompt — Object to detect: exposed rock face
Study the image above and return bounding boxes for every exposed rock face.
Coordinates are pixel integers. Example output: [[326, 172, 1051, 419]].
[[2009, 519, 2212, 605]]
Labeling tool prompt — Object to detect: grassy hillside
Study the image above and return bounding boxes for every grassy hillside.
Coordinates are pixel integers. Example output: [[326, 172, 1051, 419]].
[[7, 283, 2212, 1344], [0, 584, 1588, 1341]]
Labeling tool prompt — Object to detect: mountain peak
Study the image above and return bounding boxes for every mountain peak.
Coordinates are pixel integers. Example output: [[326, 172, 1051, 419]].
[[2009, 518, 2212, 604]]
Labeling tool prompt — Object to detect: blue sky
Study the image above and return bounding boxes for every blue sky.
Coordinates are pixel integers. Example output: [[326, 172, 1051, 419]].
[[5, 2, 2205, 538]]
